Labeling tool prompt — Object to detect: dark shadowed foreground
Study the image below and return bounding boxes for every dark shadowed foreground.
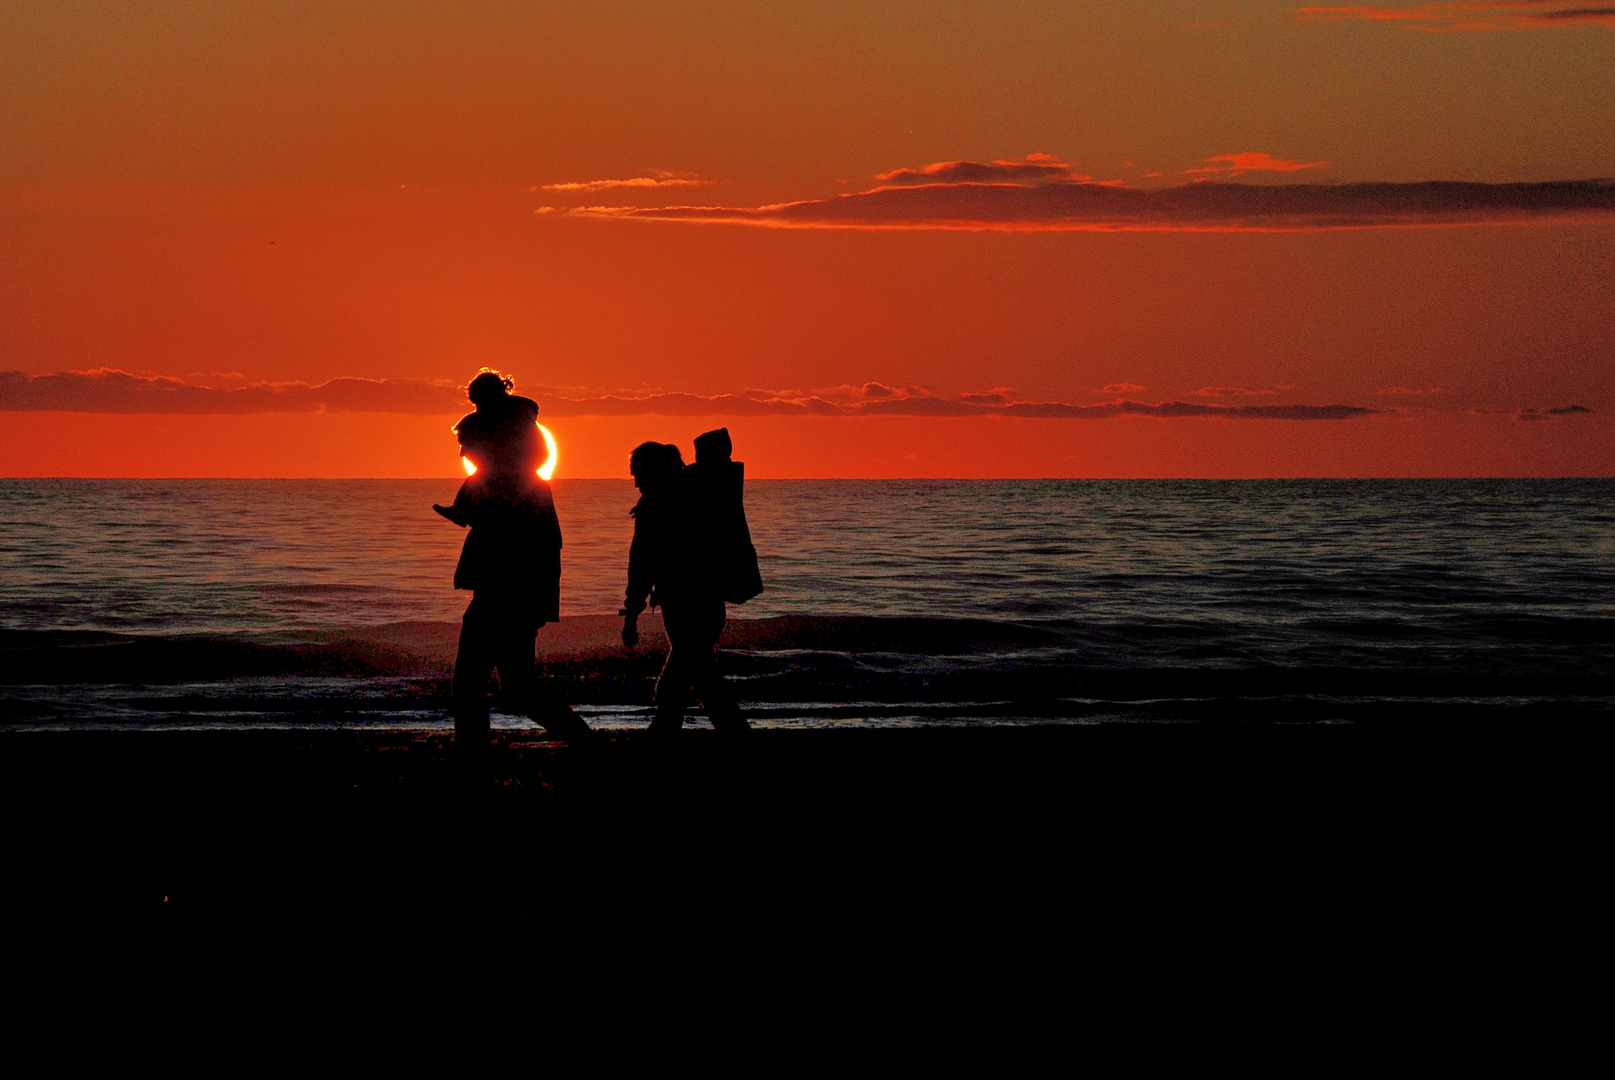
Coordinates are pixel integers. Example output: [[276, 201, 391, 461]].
[[2, 720, 1601, 1050]]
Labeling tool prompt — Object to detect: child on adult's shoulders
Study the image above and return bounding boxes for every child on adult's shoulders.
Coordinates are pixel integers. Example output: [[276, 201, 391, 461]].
[[433, 369, 545, 527]]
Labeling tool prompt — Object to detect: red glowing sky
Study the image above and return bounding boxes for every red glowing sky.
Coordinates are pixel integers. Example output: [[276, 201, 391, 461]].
[[2, 1, 1612, 476]]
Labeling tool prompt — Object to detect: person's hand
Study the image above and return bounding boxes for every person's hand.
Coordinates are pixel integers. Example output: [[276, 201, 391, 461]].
[[621, 615, 639, 649], [431, 503, 468, 527]]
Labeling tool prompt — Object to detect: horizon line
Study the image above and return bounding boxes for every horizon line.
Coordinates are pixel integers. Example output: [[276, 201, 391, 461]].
[[5, 474, 1611, 482]]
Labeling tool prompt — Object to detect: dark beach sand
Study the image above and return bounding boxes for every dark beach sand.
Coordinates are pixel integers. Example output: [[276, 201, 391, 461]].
[[2, 720, 1602, 1049], [5, 724, 1597, 913]]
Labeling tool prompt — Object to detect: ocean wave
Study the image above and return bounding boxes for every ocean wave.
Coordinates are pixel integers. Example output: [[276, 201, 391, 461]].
[[0, 614, 1060, 685], [3, 612, 1610, 719], [0, 627, 437, 684]]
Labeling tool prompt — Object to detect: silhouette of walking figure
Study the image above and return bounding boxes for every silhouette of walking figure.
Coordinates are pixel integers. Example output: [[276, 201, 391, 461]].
[[620, 429, 762, 737], [435, 370, 593, 771]]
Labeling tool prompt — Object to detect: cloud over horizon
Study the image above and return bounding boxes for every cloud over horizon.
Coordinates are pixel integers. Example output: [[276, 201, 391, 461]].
[[0, 369, 1380, 421], [1294, 2, 1615, 31], [542, 155, 1615, 232]]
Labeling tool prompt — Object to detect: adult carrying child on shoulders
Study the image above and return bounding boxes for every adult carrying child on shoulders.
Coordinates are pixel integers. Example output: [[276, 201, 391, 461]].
[[434, 369, 591, 769]]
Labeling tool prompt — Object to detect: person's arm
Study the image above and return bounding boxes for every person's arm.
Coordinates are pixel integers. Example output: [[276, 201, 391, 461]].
[[620, 505, 657, 647], [529, 479, 562, 550]]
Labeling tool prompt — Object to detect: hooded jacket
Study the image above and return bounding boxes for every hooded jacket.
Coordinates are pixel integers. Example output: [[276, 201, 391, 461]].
[[684, 428, 764, 605]]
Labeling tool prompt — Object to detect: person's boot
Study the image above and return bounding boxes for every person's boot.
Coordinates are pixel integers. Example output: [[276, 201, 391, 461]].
[[707, 694, 750, 736], [645, 703, 684, 742], [452, 735, 490, 794], [452, 706, 492, 792], [536, 702, 597, 748]]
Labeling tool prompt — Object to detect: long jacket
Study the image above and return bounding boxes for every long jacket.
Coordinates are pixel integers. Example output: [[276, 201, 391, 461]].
[[454, 476, 562, 625]]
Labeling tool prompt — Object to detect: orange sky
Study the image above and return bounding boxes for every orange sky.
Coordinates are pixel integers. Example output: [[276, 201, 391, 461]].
[[2, 1, 1612, 477]]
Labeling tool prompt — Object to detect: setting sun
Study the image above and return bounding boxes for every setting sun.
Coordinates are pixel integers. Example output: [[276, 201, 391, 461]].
[[461, 421, 557, 480], [537, 423, 558, 481]]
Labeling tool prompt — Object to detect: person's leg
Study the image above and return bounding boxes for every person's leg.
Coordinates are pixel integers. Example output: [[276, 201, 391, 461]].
[[694, 597, 742, 732], [650, 604, 693, 737], [451, 598, 497, 777], [689, 599, 748, 735], [494, 626, 596, 746]]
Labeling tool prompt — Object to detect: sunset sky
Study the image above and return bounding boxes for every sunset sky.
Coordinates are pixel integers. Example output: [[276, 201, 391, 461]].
[[3, 0, 1612, 477]]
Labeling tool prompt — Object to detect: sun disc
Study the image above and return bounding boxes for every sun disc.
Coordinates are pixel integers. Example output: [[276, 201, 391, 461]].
[[537, 422, 558, 481], [462, 456, 476, 476]]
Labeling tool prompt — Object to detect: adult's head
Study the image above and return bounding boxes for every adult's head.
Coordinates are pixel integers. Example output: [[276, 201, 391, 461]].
[[629, 441, 685, 492], [467, 369, 514, 408]]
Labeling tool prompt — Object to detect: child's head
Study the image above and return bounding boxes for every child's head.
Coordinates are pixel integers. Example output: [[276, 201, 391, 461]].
[[467, 369, 514, 409]]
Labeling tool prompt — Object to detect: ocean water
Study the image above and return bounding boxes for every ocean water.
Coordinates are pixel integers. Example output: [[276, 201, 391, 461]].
[[2, 478, 1612, 729]]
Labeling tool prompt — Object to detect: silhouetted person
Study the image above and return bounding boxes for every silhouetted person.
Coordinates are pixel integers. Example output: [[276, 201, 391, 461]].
[[620, 432, 761, 737], [435, 369, 593, 771]]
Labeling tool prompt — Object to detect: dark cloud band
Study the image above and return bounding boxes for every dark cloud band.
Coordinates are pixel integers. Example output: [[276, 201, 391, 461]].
[[563, 178, 1615, 232], [1295, 3, 1615, 31], [0, 370, 464, 415], [0, 370, 1378, 421]]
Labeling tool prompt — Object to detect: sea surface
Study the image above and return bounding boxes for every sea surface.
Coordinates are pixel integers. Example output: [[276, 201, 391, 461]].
[[2, 478, 1612, 729]]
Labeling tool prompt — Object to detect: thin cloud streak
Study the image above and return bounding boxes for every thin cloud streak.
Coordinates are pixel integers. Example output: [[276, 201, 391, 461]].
[[1184, 152, 1331, 177], [1, 370, 1378, 421], [1515, 404, 1595, 420], [1294, 2, 1615, 31], [996, 401, 1377, 420], [536, 171, 714, 194], [549, 154, 1615, 232], [1194, 386, 1277, 397], [873, 156, 1094, 186]]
